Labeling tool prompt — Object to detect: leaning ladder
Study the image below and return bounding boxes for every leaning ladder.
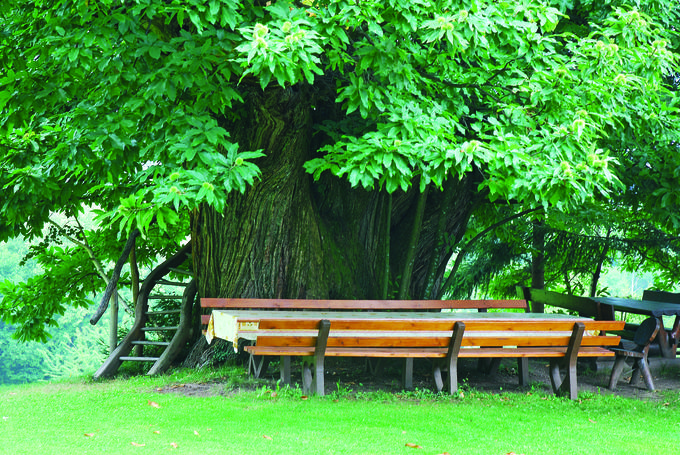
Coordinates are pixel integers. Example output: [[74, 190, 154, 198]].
[[94, 243, 196, 379]]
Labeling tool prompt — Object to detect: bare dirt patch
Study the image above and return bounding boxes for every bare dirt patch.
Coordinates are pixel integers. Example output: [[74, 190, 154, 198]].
[[156, 356, 679, 400]]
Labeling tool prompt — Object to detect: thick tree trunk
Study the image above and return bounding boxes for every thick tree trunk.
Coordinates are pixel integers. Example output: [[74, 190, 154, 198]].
[[531, 219, 545, 313], [192, 83, 476, 302]]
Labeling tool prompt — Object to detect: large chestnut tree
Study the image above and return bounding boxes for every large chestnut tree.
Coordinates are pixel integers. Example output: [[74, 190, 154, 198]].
[[1, 0, 678, 342]]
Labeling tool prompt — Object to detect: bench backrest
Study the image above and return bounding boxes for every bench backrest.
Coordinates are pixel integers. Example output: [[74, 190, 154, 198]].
[[518, 287, 615, 320], [642, 290, 680, 304], [248, 318, 623, 349]]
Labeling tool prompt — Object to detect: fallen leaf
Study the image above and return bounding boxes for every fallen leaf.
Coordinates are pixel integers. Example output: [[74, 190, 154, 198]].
[[263, 435, 273, 440], [588, 418, 597, 424], [406, 443, 423, 449], [148, 401, 161, 408], [131, 442, 146, 447], [194, 430, 200, 436], [171, 442, 179, 448], [154, 431, 161, 434], [84, 433, 95, 438], [301, 395, 308, 400]]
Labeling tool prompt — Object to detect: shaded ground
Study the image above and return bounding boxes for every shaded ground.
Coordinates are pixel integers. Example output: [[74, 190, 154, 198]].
[[157, 355, 680, 401]]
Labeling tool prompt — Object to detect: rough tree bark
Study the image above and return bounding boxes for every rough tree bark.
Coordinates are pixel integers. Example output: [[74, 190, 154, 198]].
[[191, 82, 476, 305]]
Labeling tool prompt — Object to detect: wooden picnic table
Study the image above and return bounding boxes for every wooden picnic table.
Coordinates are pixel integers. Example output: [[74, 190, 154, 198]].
[[591, 296, 680, 359], [204, 309, 621, 399], [204, 309, 590, 349]]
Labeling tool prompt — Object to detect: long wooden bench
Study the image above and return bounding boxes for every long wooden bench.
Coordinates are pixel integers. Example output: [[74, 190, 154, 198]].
[[242, 317, 623, 400]]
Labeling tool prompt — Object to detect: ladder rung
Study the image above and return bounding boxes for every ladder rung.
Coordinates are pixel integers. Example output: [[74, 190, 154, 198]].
[[142, 326, 179, 331], [120, 356, 160, 362], [131, 341, 171, 346]]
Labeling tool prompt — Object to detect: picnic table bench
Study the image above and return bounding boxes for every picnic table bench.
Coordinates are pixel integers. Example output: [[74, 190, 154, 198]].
[[201, 297, 527, 385], [201, 298, 622, 399], [243, 317, 623, 400], [520, 286, 680, 358]]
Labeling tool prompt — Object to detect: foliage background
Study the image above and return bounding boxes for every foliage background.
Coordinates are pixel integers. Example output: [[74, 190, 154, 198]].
[[0, 237, 117, 384]]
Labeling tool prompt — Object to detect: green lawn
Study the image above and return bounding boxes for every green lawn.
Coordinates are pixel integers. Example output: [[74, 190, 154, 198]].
[[1, 367, 678, 455]]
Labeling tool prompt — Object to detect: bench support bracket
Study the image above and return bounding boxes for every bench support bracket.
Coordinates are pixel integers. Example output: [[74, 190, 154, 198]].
[[433, 321, 465, 393], [248, 355, 270, 379], [302, 320, 331, 396], [549, 322, 585, 400]]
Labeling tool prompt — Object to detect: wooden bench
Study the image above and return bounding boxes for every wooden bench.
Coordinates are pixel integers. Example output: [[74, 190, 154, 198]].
[[517, 287, 615, 320], [518, 287, 674, 345], [242, 317, 623, 400]]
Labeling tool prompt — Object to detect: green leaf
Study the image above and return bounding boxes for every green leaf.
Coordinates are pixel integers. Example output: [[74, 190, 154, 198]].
[[148, 45, 161, 59], [368, 22, 383, 37]]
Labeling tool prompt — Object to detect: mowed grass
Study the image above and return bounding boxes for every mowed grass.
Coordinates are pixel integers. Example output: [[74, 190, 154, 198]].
[[1, 366, 678, 455]]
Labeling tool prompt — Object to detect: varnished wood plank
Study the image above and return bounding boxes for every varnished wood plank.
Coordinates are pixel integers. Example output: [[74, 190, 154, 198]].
[[244, 346, 616, 358]]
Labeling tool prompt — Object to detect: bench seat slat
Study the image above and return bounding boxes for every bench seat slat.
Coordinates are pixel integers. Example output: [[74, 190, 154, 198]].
[[245, 345, 615, 358], [250, 329, 622, 348]]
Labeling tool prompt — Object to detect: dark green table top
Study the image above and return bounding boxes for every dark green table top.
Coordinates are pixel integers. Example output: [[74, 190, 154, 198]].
[[591, 297, 680, 317]]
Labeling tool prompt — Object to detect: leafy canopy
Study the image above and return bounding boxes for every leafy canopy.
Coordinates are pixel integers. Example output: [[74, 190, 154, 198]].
[[1, 0, 679, 340], [1, 0, 678, 240]]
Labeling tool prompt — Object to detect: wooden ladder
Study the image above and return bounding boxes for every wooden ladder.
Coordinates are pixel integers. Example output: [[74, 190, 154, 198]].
[[94, 243, 196, 378]]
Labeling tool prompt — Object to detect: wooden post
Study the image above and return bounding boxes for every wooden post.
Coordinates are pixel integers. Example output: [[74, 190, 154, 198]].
[[109, 286, 118, 354]]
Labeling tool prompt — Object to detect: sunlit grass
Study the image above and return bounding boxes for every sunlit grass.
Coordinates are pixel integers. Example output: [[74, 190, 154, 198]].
[[1, 366, 678, 455]]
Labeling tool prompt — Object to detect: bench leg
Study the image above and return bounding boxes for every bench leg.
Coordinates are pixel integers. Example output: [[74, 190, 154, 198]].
[[302, 357, 325, 396], [477, 358, 501, 376], [248, 355, 270, 379], [302, 360, 312, 394], [433, 363, 443, 392], [448, 358, 459, 393], [279, 356, 291, 385], [632, 358, 655, 391], [301, 319, 330, 396], [550, 322, 584, 400], [549, 359, 563, 394], [403, 358, 414, 390], [432, 358, 458, 393], [517, 358, 529, 387], [549, 359, 577, 400], [441, 321, 465, 394], [608, 355, 627, 390], [367, 358, 384, 376]]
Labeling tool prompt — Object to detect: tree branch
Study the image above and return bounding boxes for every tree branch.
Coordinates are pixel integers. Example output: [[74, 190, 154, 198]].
[[90, 228, 141, 325], [436, 206, 542, 299]]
